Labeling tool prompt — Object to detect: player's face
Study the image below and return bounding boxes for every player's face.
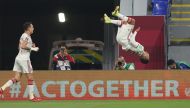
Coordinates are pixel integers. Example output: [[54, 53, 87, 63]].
[[60, 47, 67, 55], [169, 64, 176, 69], [60, 50, 64, 55], [28, 24, 34, 34]]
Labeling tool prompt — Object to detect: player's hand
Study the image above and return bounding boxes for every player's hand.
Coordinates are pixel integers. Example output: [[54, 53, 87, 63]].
[[31, 47, 39, 52], [64, 51, 68, 56], [135, 27, 141, 32]]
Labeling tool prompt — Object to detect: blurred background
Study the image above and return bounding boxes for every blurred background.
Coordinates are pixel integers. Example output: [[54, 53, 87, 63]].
[[0, 0, 118, 70], [0, 0, 189, 70]]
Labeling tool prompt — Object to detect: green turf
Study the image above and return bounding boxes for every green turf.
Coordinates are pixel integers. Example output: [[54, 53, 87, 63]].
[[0, 100, 190, 108]]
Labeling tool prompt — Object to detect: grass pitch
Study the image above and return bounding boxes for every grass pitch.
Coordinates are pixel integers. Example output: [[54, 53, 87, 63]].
[[0, 100, 190, 108]]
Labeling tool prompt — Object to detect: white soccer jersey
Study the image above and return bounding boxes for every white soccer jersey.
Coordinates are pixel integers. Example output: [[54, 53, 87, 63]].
[[13, 33, 33, 73], [116, 24, 145, 55], [16, 33, 33, 60], [116, 24, 134, 50]]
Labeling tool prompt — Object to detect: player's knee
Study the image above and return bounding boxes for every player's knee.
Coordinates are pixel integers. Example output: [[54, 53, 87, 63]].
[[26, 73, 34, 80], [28, 76, 33, 80], [12, 77, 20, 83], [14, 75, 21, 81], [14, 73, 21, 82]]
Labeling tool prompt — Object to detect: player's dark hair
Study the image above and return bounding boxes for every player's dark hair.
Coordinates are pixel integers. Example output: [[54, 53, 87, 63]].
[[23, 22, 32, 31], [140, 57, 149, 64], [167, 59, 175, 66], [117, 61, 123, 66], [59, 45, 68, 51]]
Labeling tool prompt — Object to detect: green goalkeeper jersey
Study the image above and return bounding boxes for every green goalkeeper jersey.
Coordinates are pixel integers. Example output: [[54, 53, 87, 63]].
[[115, 63, 135, 70], [123, 63, 135, 70]]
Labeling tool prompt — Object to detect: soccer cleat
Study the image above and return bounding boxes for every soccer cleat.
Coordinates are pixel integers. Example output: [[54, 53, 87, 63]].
[[112, 6, 120, 17], [104, 14, 111, 23], [30, 97, 42, 102]]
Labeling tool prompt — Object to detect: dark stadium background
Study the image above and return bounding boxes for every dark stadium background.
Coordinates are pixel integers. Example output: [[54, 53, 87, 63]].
[[0, 0, 117, 70]]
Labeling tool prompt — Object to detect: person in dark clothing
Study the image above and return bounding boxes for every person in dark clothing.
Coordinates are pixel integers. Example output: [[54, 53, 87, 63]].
[[167, 59, 190, 70]]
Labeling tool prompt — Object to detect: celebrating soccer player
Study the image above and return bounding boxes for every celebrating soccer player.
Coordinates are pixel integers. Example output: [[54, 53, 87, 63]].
[[0, 22, 42, 102], [104, 6, 150, 64]]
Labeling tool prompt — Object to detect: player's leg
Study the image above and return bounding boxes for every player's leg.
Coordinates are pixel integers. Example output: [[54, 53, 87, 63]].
[[116, 22, 136, 49], [112, 6, 128, 20], [21, 60, 34, 100], [104, 14, 122, 26], [112, 6, 136, 39], [116, 22, 135, 50], [25, 73, 42, 102], [112, 6, 120, 17], [25, 73, 35, 100], [112, 6, 135, 25], [0, 72, 22, 96], [22, 60, 41, 101], [0, 59, 22, 96]]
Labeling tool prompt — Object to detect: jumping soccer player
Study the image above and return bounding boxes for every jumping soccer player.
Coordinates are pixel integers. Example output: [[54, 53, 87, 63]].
[[0, 22, 42, 102], [104, 6, 149, 64]]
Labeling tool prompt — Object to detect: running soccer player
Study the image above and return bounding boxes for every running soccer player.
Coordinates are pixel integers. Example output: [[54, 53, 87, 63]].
[[104, 6, 150, 64], [0, 22, 42, 102]]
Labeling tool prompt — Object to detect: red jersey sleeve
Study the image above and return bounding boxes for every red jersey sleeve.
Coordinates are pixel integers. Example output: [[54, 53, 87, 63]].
[[66, 54, 75, 63], [53, 55, 58, 63]]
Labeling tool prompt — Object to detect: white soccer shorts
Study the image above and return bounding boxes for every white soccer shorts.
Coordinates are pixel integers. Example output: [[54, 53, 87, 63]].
[[13, 59, 33, 73]]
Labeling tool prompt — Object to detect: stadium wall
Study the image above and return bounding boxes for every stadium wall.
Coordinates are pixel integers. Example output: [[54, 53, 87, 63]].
[[0, 71, 190, 100], [0, 18, 2, 69], [168, 46, 190, 64], [119, 16, 166, 69]]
